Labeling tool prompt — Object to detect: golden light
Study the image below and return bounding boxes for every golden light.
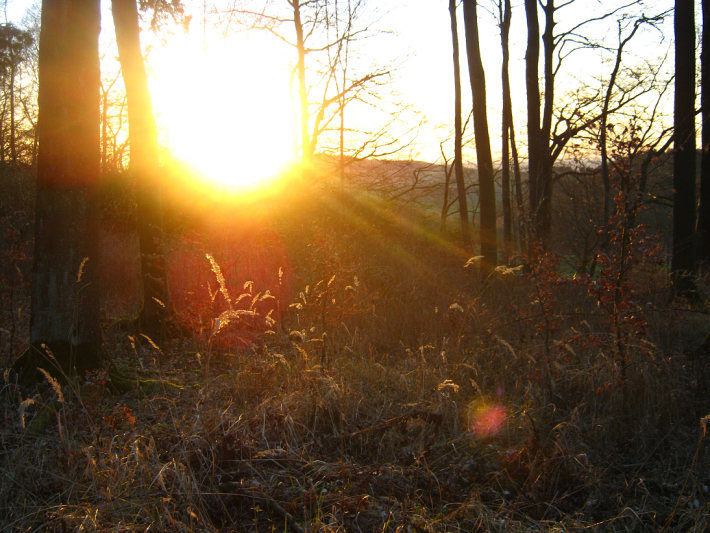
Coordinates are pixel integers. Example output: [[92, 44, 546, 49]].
[[149, 31, 295, 188]]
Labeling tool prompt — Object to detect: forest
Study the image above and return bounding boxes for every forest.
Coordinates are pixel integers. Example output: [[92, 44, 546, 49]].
[[1, 0, 709, 531]]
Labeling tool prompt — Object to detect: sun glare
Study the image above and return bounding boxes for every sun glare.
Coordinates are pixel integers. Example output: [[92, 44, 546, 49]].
[[150, 32, 295, 188]]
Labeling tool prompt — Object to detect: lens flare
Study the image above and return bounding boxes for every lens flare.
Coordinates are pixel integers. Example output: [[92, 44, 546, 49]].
[[468, 403, 507, 438]]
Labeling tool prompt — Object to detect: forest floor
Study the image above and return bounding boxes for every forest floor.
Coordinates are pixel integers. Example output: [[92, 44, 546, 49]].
[[2, 328, 709, 533], [2, 181, 710, 531]]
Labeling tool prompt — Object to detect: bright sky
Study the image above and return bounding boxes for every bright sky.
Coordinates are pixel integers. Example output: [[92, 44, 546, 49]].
[[148, 29, 295, 184], [5, 0, 677, 187]]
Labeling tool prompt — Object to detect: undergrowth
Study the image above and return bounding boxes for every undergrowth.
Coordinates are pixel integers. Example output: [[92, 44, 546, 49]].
[[2, 186, 710, 532]]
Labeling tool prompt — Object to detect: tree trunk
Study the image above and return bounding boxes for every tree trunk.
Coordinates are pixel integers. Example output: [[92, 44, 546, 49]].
[[538, 0, 555, 243], [101, 84, 109, 174], [500, 0, 512, 256], [510, 111, 525, 251], [112, 0, 169, 345], [0, 93, 6, 164], [440, 160, 452, 235], [9, 63, 16, 164], [700, 0, 710, 264], [463, 0, 497, 271], [29, 0, 102, 377], [293, 0, 311, 171], [525, 0, 543, 244], [671, 0, 697, 289], [449, 0, 471, 248]]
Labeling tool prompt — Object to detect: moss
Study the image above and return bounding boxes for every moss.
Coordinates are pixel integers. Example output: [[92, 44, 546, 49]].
[[108, 366, 184, 394], [24, 402, 61, 438]]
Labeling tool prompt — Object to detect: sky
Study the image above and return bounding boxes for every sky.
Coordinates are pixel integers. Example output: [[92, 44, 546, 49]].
[[3, 0, 678, 184]]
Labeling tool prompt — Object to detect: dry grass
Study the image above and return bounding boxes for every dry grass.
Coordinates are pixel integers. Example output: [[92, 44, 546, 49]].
[[2, 186, 710, 532]]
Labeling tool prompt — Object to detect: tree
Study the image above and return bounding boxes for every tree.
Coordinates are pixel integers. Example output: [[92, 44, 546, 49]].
[[598, 14, 663, 249], [463, 0, 497, 271], [524, 0, 546, 243], [449, 0, 471, 247], [0, 23, 33, 164], [490, 0, 525, 255], [100, 66, 127, 175], [29, 0, 102, 376], [220, 1, 397, 181], [699, 0, 710, 264], [523, 0, 651, 246], [19, 3, 41, 167], [497, 0, 512, 253], [112, 0, 169, 345], [671, 0, 696, 289]]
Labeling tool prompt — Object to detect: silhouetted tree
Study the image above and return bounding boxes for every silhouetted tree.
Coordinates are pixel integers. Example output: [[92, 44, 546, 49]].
[[497, 0, 513, 253], [29, 0, 102, 376], [671, 0, 696, 290], [112, 0, 169, 345], [700, 0, 710, 264], [524, 0, 547, 243], [220, 1, 398, 182], [0, 24, 33, 164], [449, 0, 471, 247], [523, 0, 652, 246], [598, 14, 664, 250], [463, 0, 496, 271]]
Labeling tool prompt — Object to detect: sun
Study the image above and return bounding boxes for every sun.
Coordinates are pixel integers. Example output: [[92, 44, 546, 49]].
[[149, 31, 295, 188]]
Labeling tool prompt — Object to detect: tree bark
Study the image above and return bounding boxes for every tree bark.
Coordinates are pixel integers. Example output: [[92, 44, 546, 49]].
[[463, 0, 496, 271], [700, 0, 710, 264], [671, 0, 697, 288], [499, 0, 512, 255], [449, 0, 471, 248], [112, 0, 169, 345], [29, 0, 102, 377]]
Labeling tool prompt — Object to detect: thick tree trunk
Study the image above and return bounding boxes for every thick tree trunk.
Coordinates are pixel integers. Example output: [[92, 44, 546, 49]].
[[449, 0, 471, 248], [463, 0, 497, 271], [671, 0, 697, 288], [29, 0, 102, 377], [700, 0, 710, 264], [112, 0, 169, 345]]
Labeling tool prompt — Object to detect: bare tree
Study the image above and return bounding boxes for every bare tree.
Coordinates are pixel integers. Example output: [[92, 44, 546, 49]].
[[463, 0, 496, 270], [524, 0, 654, 246], [524, 0, 546, 243], [598, 13, 664, 247], [497, 0, 513, 254], [449, 0, 471, 247], [217, 1, 400, 182]]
